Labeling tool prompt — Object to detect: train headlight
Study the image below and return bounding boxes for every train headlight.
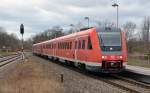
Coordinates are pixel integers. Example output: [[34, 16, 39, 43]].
[[119, 56, 123, 59], [102, 56, 107, 59]]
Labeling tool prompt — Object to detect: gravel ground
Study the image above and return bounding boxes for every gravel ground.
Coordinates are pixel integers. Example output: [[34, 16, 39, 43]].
[[29, 54, 128, 93], [0, 53, 129, 93]]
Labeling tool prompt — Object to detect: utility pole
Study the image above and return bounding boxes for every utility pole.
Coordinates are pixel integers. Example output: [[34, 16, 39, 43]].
[[112, 3, 119, 30]]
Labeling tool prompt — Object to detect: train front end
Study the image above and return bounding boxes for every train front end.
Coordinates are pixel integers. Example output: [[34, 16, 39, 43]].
[[97, 28, 127, 73]]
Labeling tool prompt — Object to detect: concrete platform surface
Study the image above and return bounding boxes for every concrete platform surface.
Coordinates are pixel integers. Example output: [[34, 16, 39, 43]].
[[126, 65, 150, 76]]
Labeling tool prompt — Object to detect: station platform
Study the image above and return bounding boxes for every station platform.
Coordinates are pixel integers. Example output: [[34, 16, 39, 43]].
[[126, 65, 150, 76]]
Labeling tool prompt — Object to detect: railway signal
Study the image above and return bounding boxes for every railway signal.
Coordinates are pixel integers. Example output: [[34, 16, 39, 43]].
[[20, 24, 24, 52]]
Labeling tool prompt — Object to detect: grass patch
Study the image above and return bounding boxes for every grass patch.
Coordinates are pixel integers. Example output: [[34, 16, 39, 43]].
[[128, 58, 150, 68], [0, 51, 16, 56]]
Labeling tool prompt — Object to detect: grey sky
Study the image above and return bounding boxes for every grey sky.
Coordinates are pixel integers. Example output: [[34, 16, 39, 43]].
[[0, 0, 150, 39]]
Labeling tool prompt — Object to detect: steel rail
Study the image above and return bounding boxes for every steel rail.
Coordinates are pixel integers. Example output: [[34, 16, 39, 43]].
[[0, 55, 21, 67]]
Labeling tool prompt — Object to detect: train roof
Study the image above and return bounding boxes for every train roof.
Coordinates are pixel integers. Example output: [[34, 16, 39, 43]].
[[33, 27, 96, 46], [33, 27, 122, 46], [96, 27, 121, 32]]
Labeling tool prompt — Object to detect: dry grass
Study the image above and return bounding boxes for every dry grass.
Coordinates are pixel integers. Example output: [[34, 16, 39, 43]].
[[0, 51, 16, 56], [0, 57, 63, 93], [128, 58, 150, 68]]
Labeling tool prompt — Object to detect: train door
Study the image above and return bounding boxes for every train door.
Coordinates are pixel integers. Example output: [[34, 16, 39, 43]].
[[74, 39, 78, 61], [76, 36, 88, 62], [40, 44, 43, 55]]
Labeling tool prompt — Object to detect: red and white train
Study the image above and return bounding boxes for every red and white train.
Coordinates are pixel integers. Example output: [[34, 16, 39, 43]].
[[33, 27, 127, 73]]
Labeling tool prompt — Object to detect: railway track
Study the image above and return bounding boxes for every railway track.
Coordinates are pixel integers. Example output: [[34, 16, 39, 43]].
[[106, 75, 150, 93], [82, 72, 150, 93], [0, 54, 22, 67], [42, 57, 150, 93]]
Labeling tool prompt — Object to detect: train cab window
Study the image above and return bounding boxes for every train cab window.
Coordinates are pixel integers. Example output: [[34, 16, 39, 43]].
[[75, 41, 77, 49], [82, 40, 85, 49], [87, 36, 92, 49], [78, 40, 81, 49]]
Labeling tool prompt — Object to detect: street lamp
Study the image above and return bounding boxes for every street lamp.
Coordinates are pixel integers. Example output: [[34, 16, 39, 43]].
[[112, 3, 119, 30], [84, 17, 89, 28]]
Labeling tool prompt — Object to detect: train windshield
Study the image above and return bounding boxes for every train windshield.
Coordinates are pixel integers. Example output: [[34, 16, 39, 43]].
[[98, 32, 122, 52]]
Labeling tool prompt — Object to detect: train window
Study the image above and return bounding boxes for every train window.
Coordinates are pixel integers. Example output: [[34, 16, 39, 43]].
[[66, 42, 68, 49], [75, 41, 77, 49], [63, 43, 64, 49], [64, 42, 66, 49], [62, 43, 63, 49], [82, 40, 85, 49], [67, 42, 70, 49], [59, 43, 61, 49], [49, 44, 50, 49], [60, 43, 61, 49], [65, 42, 67, 49], [61, 43, 62, 49], [58, 43, 59, 49], [78, 40, 81, 49], [70, 42, 72, 49], [46, 44, 48, 49], [67, 42, 69, 49], [87, 36, 92, 49]]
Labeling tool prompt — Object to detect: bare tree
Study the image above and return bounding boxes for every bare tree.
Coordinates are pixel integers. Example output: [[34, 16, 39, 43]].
[[123, 21, 136, 53], [32, 25, 64, 44], [0, 26, 20, 51], [123, 21, 136, 41], [141, 16, 150, 52]]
